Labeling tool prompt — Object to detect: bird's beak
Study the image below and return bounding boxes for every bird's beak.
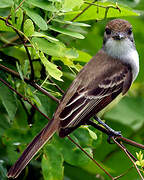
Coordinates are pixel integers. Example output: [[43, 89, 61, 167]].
[[112, 32, 125, 40]]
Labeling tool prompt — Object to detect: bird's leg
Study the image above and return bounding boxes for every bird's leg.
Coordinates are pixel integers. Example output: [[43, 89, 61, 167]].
[[93, 115, 121, 136], [92, 116, 122, 143]]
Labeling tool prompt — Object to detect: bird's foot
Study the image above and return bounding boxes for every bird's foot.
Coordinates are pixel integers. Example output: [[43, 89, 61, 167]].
[[107, 130, 122, 144]]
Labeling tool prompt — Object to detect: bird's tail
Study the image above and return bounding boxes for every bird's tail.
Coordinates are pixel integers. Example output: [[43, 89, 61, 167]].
[[7, 119, 58, 179]]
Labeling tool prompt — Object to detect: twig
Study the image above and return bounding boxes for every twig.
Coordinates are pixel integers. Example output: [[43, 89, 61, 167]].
[[6, 0, 26, 22], [84, 1, 121, 19], [47, 14, 56, 24], [19, 98, 30, 117], [117, 136, 144, 150], [0, 17, 29, 42], [0, 35, 21, 48], [113, 166, 134, 180], [0, 41, 23, 49], [71, 0, 97, 22], [87, 120, 144, 151], [68, 135, 114, 180], [84, 1, 121, 11], [48, 78, 64, 94], [15, 0, 26, 12], [5, 17, 35, 81], [24, 42, 35, 80], [112, 137, 144, 180], [0, 78, 51, 121], [0, 64, 60, 103]]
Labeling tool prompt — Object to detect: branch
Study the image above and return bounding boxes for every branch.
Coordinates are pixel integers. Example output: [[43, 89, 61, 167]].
[[116, 136, 144, 150], [0, 64, 60, 103], [87, 120, 144, 151], [48, 78, 65, 94], [68, 135, 114, 180], [84, 1, 121, 19], [5, 17, 35, 80], [113, 166, 134, 180], [0, 78, 51, 121], [71, 0, 98, 22], [113, 137, 144, 180]]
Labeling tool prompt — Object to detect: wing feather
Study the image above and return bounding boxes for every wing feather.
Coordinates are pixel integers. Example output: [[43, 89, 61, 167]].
[[59, 67, 131, 130]]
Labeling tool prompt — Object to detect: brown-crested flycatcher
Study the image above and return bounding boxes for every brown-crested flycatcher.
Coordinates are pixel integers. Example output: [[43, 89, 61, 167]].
[[8, 19, 139, 178]]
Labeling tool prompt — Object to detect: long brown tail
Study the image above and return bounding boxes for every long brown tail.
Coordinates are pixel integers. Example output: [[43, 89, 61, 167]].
[[7, 119, 58, 179]]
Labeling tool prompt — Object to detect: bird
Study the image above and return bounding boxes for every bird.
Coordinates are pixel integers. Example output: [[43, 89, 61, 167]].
[[7, 19, 139, 178]]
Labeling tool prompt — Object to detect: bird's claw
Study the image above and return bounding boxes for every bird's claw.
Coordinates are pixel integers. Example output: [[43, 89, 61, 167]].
[[107, 131, 122, 144]]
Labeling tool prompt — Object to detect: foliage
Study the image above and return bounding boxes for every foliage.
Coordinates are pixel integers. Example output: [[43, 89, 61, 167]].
[[0, 0, 144, 180]]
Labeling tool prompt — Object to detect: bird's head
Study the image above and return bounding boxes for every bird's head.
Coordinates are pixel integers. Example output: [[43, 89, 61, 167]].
[[103, 19, 135, 59]]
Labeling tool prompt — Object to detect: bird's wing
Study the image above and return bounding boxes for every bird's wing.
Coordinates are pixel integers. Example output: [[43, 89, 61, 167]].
[[59, 66, 132, 130]]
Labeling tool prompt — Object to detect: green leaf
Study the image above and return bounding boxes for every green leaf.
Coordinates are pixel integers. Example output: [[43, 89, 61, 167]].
[[53, 135, 105, 175], [32, 37, 78, 58], [48, 25, 85, 39], [16, 62, 24, 81], [15, 8, 23, 30], [62, 0, 83, 12], [64, 2, 139, 21], [26, 0, 58, 12], [73, 50, 92, 63], [32, 32, 59, 42], [22, 6, 48, 30], [86, 128, 97, 140], [53, 56, 82, 72], [11, 6, 15, 26], [0, 82, 17, 121], [0, 18, 14, 32], [0, 0, 13, 8], [141, 160, 144, 167], [136, 160, 141, 166], [39, 51, 63, 81], [2, 47, 28, 62], [73, 126, 101, 148], [136, 151, 143, 161], [24, 19, 35, 37], [42, 144, 64, 180], [0, 114, 10, 136], [0, 160, 7, 180], [52, 19, 90, 27]]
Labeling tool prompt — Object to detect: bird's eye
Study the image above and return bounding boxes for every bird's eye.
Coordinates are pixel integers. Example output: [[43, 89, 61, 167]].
[[105, 28, 111, 35], [128, 28, 132, 35]]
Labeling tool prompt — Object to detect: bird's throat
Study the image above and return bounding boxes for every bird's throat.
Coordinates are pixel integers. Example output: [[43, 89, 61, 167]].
[[103, 38, 139, 81]]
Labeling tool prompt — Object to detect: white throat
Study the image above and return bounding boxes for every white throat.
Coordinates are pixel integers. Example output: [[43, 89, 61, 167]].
[[104, 38, 139, 81]]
